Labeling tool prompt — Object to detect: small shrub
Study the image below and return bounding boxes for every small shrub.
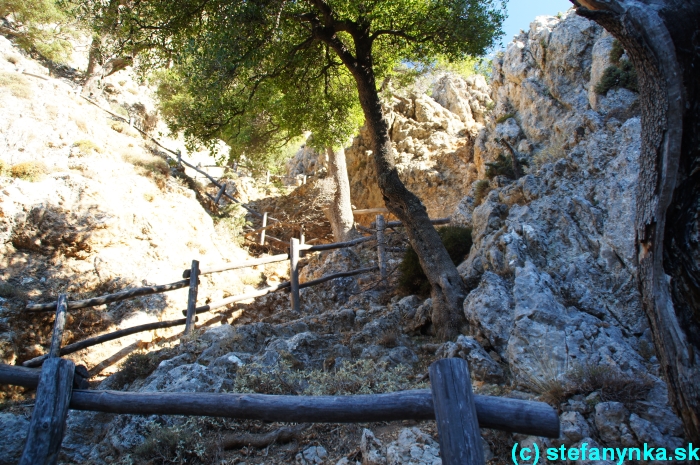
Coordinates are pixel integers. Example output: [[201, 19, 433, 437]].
[[132, 424, 205, 465], [595, 40, 638, 95], [485, 153, 515, 179], [377, 330, 399, 348], [10, 161, 47, 181], [112, 353, 158, 387], [143, 192, 155, 202], [474, 179, 491, 206], [233, 359, 425, 396], [0, 282, 27, 300], [122, 151, 170, 189], [567, 363, 653, 407], [0, 71, 33, 99], [109, 103, 129, 119], [214, 204, 249, 245], [73, 139, 102, 156], [398, 226, 473, 296], [495, 112, 515, 124]]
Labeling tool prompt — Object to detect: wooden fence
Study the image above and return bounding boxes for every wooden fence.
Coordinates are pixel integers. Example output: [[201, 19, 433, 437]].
[[4, 216, 560, 464]]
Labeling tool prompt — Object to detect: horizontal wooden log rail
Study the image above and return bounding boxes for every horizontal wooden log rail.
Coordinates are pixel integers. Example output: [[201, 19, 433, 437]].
[[22, 317, 197, 368], [298, 267, 378, 289], [183, 281, 292, 316], [300, 235, 374, 252], [183, 254, 289, 278], [0, 366, 559, 438], [352, 208, 389, 215], [25, 280, 191, 312], [370, 217, 451, 229]]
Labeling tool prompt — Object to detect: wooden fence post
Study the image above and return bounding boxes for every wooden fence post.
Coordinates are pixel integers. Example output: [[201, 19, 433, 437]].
[[300, 225, 305, 245], [265, 170, 270, 185], [290, 238, 300, 313], [19, 294, 75, 465], [214, 184, 226, 205], [184, 260, 200, 336], [259, 212, 268, 245], [429, 358, 484, 465], [376, 214, 387, 282]]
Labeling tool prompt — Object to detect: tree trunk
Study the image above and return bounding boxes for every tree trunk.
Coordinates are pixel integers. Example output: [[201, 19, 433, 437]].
[[325, 146, 358, 242], [81, 35, 103, 97], [351, 60, 468, 340], [572, 0, 700, 443]]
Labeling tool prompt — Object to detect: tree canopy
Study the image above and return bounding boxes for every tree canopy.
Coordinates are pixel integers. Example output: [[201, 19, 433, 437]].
[[118, 0, 505, 339], [125, 0, 505, 167]]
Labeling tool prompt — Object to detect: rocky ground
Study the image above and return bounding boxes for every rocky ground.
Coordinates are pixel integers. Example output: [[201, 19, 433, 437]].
[[0, 10, 688, 465]]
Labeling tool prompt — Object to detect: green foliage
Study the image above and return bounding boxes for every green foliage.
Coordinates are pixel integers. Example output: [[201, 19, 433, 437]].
[[474, 179, 491, 206], [214, 203, 250, 246], [485, 153, 514, 179], [495, 112, 515, 124], [595, 60, 638, 95], [595, 40, 638, 95], [119, 0, 504, 174], [399, 226, 473, 295], [10, 161, 48, 181], [0, 0, 76, 63]]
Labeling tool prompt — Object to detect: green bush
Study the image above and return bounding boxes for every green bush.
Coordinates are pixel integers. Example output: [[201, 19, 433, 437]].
[[398, 226, 473, 296], [495, 112, 515, 124], [485, 153, 514, 179], [595, 40, 638, 95]]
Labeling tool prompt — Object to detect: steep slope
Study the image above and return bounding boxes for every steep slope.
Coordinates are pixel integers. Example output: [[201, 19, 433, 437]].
[[0, 35, 256, 374]]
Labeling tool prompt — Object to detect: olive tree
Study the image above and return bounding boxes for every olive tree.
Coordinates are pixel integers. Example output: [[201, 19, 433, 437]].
[[570, 0, 700, 442], [122, 0, 505, 339]]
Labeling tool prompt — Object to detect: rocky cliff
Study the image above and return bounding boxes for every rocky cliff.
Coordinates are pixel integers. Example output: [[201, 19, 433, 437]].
[[0, 10, 687, 465]]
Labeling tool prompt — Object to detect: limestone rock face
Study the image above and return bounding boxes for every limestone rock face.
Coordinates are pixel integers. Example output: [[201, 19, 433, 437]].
[[452, 11, 683, 455], [344, 74, 491, 219]]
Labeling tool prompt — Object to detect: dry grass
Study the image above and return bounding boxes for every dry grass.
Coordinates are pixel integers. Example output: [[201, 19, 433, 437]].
[[531, 132, 568, 171], [0, 71, 33, 99], [73, 139, 102, 156], [522, 360, 654, 410], [474, 179, 491, 206], [10, 161, 48, 181], [122, 150, 170, 189], [0, 159, 7, 176], [234, 359, 425, 396]]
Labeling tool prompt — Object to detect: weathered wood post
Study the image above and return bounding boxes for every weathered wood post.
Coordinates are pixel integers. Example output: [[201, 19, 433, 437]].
[[177, 150, 182, 168], [259, 212, 268, 245], [429, 358, 484, 465], [376, 214, 387, 282], [303, 174, 308, 185], [19, 294, 75, 465], [300, 225, 305, 245], [214, 184, 226, 205], [265, 170, 270, 185], [184, 260, 200, 336], [290, 238, 300, 313]]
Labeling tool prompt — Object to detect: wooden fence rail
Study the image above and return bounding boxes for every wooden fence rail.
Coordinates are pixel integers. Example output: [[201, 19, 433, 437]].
[[25, 280, 191, 312], [22, 317, 197, 368], [0, 363, 559, 438], [183, 253, 289, 278]]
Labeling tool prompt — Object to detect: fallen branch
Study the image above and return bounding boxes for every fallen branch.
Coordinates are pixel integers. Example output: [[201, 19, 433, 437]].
[[221, 423, 311, 450]]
